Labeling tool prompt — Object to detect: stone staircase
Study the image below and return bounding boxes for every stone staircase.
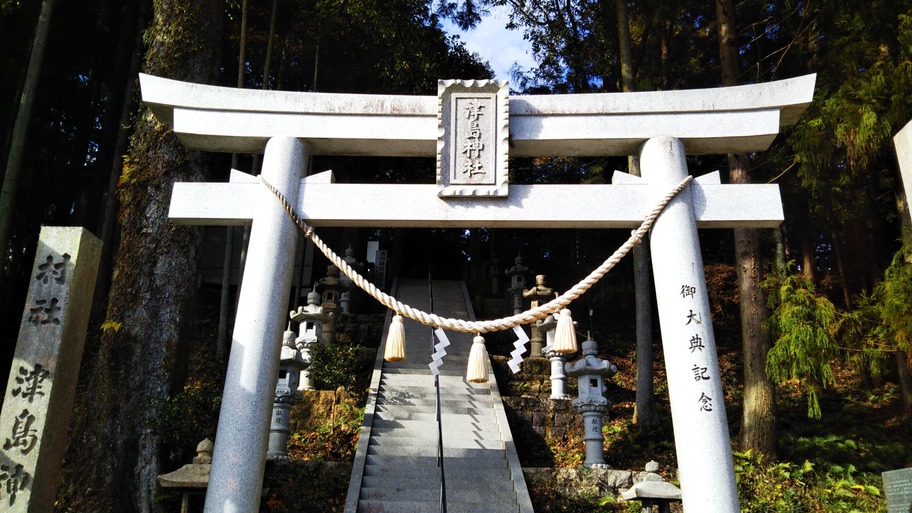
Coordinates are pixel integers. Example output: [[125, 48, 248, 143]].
[[345, 278, 533, 513]]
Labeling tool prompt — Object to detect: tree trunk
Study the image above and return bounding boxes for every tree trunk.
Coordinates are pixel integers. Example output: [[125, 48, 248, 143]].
[[800, 225, 816, 282], [716, 0, 777, 458], [0, 0, 55, 291], [896, 350, 912, 416], [63, 0, 222, 511], [92, 0, 149, 323], [615, 0, 658, 431]]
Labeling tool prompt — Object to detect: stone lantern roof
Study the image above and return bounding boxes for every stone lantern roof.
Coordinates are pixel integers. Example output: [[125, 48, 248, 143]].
[[158, 438, 213, 490], [564, 339, 617, 377]]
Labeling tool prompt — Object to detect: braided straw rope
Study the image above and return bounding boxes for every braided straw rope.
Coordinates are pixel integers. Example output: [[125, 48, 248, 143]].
[[261, 174, 693, 333]]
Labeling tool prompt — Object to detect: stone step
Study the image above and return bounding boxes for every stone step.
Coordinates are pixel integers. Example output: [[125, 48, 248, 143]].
[[362, 462, 512, 479], [378, 392, 489, 401], [385, 358, 470, 367], [381, 366, 465, 376], [380, 371, 477, 381], [374, 410, 499, 425], [370, 418, 501, 433], [378, 384, 489, 397], [358, 498, 518, 513], [370, 426, 503, 441], [367, 444, 507, 459], [375, 403, 487, 416], [365, 454, 510, 470], [360, 473, 516, 491], [367, 435, 504, 450], [359, 486, 517, 504], [377, 387, 494, 402]]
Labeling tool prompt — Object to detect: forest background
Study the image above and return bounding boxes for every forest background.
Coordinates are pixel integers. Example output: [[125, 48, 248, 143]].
[[2, 0, 912, 511]]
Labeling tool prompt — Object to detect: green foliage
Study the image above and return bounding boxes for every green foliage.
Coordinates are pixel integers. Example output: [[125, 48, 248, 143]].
[[150, 383, 221, 467], [287, 401, 364, 462], [309, 342, 370, 395], [873, 238, 912, 353], [835, 238, 912, 378], [735, 450, 885, 513], [546, 433, 585, 468], [528, 485, 637, 513], [762, 268, 841, 418], [261, 461, 350, 513], [782, 433, 909, 474]]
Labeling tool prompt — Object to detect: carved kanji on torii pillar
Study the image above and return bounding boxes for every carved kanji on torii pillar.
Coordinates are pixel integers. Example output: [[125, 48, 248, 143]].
[[141, 73, 816, 513]]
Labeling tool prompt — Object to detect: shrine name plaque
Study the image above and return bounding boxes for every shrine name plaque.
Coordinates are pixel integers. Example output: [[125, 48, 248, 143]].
[[437, 79, 509, 197]]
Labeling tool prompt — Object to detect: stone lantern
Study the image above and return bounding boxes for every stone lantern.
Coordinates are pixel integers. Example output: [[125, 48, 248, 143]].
[[564, 336, 617, 468], [620, 461, 682, 513], [504, 254, 530, 314], [339, 245, 362, 314], [539, 313, 569, 399], [523, 274, 555, 357], [290, 288, 331, 390], [316, 265, 345, 343], [317, 264, 348, 313], [267, 328, 307, 461], [157, 438, 213, 513]]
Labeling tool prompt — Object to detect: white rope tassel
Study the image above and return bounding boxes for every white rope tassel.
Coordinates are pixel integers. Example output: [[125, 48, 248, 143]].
[[552, 309, 578, 354], [466, 335, 489, 383], [384, 314, 406, 362]]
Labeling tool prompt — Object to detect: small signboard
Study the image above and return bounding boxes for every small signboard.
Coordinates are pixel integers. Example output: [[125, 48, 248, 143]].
[[437, 79, 509, 197], [883, 467, 912, 513]]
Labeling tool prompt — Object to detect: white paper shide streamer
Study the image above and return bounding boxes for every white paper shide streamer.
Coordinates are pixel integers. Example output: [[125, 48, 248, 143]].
[[508, 326, 530, 374], [429, 328, 451, 376]]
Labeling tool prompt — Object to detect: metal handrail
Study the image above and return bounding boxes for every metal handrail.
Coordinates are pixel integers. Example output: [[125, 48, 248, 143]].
[[428, 271, 447, 513]]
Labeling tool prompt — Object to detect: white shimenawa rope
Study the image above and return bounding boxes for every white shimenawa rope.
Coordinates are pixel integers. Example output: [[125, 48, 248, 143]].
[[261, 175, 693, 334]]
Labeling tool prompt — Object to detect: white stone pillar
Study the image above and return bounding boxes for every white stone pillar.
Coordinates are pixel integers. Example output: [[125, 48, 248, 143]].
[[204, 137, 308, 513], [640, 136, 739, 513]]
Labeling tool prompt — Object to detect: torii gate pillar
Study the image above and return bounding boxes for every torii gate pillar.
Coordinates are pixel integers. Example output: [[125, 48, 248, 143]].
[[641, 136, 739, 511], [204, 137, 308, 513]]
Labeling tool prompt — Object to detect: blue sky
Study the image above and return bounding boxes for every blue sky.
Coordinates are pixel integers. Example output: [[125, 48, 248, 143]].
[[439, 7, 537, 81]]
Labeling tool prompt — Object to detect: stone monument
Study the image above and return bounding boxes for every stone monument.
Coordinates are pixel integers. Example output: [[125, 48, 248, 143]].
[[882, 467, 912, 513], [143, 72, 815, 512], [0, 227, 101, 512]]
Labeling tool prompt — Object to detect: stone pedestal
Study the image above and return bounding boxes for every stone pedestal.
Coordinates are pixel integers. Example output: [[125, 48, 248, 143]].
[[579, 406, 610, 468], [540, 314, 569, 400], [268, 330, 306, 461], [545, 350, 569, 400]]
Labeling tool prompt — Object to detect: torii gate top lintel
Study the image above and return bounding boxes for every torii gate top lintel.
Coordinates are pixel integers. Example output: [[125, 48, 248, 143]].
[[139, 73, 816, 157]]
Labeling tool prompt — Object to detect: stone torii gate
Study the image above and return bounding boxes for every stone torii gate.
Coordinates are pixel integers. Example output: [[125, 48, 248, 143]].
[[141, 73, 815, 513]]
